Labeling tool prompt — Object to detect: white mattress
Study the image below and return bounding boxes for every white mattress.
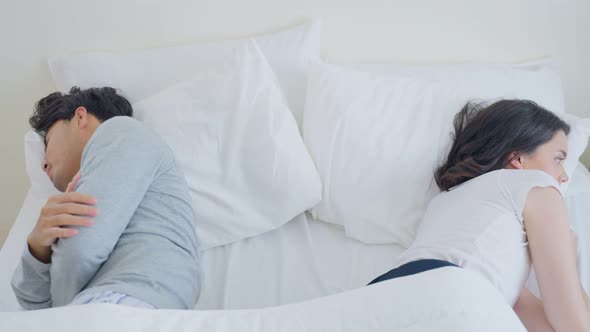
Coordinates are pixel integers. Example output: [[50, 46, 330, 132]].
[[2, 164, 590, 312]]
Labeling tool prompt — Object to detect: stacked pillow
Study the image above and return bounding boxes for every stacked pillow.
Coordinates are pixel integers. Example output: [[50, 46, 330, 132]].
[[30, 21, 323, 249], [133, 41, 321, 249]]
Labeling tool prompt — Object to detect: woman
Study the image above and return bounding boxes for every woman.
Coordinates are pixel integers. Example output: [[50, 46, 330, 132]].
[[368, 100, 590, 331]]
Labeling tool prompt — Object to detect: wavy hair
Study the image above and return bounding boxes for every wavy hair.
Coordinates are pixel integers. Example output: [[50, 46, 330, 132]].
[[435, 99, 570, 191], [29, 86, 132, 142]]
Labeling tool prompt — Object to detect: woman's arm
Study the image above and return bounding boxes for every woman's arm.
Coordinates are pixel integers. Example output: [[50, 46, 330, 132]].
[[513, 287, 554, 332], [571, 230, 590, 313], [584, 285, 590, 312], [524, 186, 590, 331]]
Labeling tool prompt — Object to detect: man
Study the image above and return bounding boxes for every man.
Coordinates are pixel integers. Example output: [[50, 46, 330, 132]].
[[11, 86, 200, 309]]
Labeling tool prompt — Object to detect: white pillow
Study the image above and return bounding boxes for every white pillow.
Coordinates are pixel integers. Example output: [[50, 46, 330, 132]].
[[133, 41, 322, 250], [349, 60, 565, 115], [303, 62, 590, 246], [24, 131, 59, 198], [48, 20, 321, 130], [350, 60, 588, 194], [560, 114, 590, 193], [304, 64, 465, 246]]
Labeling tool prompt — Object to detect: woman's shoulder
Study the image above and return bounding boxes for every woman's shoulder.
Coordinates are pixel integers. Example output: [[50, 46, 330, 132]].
[[497, 169, 563, 197], [441, 169, 563, 210], [449, 169, 561, 193], [498, 168, 556, 181], [446, 169, 504, 192], [496, 169, 564, 221]]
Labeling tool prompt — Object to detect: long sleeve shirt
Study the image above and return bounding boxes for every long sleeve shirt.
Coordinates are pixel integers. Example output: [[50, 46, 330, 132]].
[[12, 116, 201, 309]]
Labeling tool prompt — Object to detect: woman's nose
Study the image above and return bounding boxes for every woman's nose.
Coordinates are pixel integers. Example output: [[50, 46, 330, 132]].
[[560, 172, 569, 184]]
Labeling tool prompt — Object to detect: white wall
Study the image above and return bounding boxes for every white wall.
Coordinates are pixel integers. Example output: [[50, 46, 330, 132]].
[[1, 0, 589, 246]]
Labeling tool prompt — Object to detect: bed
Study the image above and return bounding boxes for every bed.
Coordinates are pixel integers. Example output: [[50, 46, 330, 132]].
[[2, 165, 590, 331], [1, 20, 589, 331]]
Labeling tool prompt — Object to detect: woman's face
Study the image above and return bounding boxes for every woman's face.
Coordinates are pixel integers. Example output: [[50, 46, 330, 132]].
[[511, 130, 569, 184]]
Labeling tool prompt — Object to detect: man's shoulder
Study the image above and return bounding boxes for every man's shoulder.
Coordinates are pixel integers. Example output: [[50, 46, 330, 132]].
[[97, 116, 144, 135], [82, 116, 172, 164], [91, 116, 163, 147]]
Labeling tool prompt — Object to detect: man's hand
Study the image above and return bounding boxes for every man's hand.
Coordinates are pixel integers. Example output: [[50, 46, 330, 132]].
[[27, 171, 98, 263]]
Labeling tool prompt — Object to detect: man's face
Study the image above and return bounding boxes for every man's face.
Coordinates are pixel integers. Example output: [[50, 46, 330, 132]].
[[42, 119, 84, 192]]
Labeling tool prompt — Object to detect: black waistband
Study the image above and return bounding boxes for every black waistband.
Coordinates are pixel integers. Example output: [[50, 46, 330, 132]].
[[367, 259, 460, 286]]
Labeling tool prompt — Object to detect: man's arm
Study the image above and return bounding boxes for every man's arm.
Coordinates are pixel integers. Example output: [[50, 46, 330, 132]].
[[11, 245, 53, 310], [11, 173, 95, 310], [49, 119, 167, 306]]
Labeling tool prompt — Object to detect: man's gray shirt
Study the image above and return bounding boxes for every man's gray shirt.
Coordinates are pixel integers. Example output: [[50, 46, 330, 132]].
[[11, 116, 201, 309]]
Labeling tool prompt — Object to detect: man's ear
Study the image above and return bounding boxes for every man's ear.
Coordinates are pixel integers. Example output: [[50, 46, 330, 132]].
[[506, 151, 525, 169], [74, 107, 89, 129]]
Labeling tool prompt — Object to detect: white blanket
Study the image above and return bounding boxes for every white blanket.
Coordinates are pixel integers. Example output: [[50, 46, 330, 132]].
[[2, 267, 525, 332]]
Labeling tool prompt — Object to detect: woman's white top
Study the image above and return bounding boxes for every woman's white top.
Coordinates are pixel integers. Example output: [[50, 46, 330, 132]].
[[395, 169, 563, 305]]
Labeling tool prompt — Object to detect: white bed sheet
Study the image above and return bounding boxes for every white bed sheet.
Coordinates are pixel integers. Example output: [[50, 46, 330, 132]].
[[1, 267, 526, 332], [196, 212, 405, 310], [2, 164, 590, 312]]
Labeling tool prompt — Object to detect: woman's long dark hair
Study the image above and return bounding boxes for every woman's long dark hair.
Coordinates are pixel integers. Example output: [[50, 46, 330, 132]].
[[435, 99, 570, 191]]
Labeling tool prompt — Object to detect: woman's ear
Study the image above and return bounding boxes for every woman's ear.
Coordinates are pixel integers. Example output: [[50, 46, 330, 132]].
[[506, 152, 525, 169]]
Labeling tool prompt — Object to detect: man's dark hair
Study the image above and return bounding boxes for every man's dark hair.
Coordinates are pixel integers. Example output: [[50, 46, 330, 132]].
[[29, 86, 133, 139]]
